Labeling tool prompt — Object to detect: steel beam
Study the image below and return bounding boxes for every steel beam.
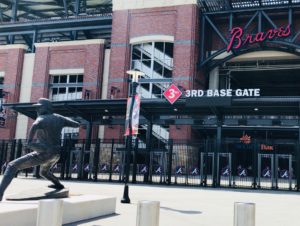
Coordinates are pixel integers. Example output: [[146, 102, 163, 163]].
[[63, 0, 68, 16], [261, 10, 277, 29], [205, 15, 229, 45]]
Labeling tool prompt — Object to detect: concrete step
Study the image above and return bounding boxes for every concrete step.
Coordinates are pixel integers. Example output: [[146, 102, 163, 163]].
[[0, 195, 116, 226]]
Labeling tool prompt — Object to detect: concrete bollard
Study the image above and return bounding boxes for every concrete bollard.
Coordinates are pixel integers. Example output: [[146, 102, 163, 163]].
[[136, 201, 160, 226], [36, 199, 64, 226], [234, 202, 255, 226]]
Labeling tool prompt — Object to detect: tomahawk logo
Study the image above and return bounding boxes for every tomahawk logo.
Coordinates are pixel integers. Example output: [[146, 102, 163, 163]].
[[221, 166, 230, 176], [237, 165, 247, 177], [100, 164, 109, 172], [280, 170, 289, 179], [140, 165, 148, 174], [190, 167, 199, 175], [175, 166, 184, 175], [72, 164, 78, 172], [154, 166, 162, 174], [113, 164, 120, 173], [262, 167, 271, 178], [84, 164, 90, 172]]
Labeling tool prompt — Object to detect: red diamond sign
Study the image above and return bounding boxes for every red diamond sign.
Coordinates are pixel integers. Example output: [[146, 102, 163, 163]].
[[163, 84, 182, 104]]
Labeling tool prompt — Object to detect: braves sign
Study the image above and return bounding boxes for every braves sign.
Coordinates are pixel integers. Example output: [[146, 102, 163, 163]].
[[227, 24, 291, 52]]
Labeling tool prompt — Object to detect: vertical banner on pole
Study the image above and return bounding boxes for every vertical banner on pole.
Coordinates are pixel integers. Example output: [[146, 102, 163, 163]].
[[125, 94, 141, 136]]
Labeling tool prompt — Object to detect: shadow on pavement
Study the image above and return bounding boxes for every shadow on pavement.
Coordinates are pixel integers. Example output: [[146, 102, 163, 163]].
[[160, 206, 202, 215], [63, 213, 120, 226]]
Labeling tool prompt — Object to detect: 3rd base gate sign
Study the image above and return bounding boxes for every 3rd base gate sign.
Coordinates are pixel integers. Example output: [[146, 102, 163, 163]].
[[163, 84, 261, 104], [163, 84, 182, 104]]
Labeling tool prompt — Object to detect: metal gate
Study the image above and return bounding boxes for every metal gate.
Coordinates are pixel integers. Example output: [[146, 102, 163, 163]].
[[150, 151, 167, 184], [275, 154, 293, 190], [200, 152, 214, 186], [217, 153, 232, 187], [258, 154, 274, 189]]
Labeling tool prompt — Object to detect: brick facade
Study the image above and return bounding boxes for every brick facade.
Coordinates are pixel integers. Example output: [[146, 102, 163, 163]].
[[0, 46, 25, 139], [105, 4, 200, 140], [28, 41, 105, 139]]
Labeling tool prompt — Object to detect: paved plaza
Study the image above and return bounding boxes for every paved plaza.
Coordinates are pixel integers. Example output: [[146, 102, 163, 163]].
[[0, 176, 300, 226]]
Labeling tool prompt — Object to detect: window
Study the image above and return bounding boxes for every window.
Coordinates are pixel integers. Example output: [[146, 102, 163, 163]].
[[49, 74, 83, 138], [131, 42, 174, 99], [50, 74, 83, 101]]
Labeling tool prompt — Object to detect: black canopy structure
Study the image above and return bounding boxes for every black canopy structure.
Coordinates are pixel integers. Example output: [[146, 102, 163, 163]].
[[4, 96, 300, 127], [198, 0, 300, 13], [0, 0, 112, 50]]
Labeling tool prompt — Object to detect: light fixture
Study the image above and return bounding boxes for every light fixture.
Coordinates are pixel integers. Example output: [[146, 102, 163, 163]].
[[104, 109, 109, 113], [254, 108, 259, 111], [174, 108, 178, 112]]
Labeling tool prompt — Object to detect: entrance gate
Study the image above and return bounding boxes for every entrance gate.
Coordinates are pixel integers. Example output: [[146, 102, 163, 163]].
[[150, 151, 167, 184], [200, 152, 214, 186], [275, 154, 293, 190], [258, 154, 274, 188], [217, 153, 232, 187]]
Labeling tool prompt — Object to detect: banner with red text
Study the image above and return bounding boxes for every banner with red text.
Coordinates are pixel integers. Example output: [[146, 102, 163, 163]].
[[124, 94, 141, 136]]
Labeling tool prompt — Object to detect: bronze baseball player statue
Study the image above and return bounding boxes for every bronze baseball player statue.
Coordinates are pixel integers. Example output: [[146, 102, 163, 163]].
[[0, 98, 80, 201]]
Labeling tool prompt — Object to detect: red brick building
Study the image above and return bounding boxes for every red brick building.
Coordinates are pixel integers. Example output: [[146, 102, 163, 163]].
[[2, 0, 300, 189]]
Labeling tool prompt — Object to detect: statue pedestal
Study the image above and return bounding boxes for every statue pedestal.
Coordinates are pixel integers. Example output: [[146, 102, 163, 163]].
[[6, 187, 69, 201], [0, 194, 116, 226]]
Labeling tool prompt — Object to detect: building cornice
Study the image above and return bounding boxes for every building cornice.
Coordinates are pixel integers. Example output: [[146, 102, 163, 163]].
[[35, 39, 106, 48], [0, 44, 28, 50], [113, 0, 198, 11]]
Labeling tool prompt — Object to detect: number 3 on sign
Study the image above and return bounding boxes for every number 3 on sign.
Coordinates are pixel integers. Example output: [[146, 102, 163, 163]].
[[169, 89, 175, 99]]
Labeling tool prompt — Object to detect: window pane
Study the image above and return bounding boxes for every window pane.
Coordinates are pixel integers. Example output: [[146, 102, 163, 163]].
[[52, 88, 58, 94], [153, 61, 163, 75], [60, 75, 67, 83], [59, 87, 66, 94], [77, 75, 83, 83], [53, 76, 59, 83], [69, 87, 76, 93], [77, 87, 82, 92], [163, 68, 172, 78], [165, 42, 173, 57], [132, 46, 141, 60], [154, 42, 164, 52], [69, 75, 77, 83]]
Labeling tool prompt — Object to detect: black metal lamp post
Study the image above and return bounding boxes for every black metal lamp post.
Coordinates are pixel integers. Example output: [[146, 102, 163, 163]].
[[121, 70, 144, 204]]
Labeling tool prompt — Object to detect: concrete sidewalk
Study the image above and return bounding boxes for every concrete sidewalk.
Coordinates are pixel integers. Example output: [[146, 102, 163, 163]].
[[1, 176, 300, 226]]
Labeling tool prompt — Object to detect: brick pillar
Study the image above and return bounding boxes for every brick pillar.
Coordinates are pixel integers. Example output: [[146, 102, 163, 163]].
[[105, 10, 131, 140], [170, 5, 200, 140], [0, 46, 26, 139]]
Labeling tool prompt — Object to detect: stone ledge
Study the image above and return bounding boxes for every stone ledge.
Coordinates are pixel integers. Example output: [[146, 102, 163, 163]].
[[0, 195, 116, 226]]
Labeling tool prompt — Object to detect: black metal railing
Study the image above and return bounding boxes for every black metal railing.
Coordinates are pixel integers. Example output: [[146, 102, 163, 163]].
[[0, 138, 299, 192]]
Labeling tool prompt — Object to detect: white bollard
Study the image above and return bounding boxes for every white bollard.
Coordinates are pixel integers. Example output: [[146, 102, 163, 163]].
[[136, 201, 160, 226], [36, 199, 64, 226], [234, 202, 255, 226]]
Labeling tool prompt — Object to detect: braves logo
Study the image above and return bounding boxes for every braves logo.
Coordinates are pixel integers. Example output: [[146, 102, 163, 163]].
[[139, 165, 148, 174], [237, 165, 247, 177], [175, 166, 185, 175], [100, 163, 109, 173], [262, 167, 271, 178], [154, 166, 162, 174], [279, 169, 289, 179], [221, 166, 230, 176], [113, 164, 121, 173], [190, 167, 199, 176]]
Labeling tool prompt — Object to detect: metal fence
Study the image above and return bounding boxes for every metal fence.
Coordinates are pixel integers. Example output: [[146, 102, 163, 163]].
[[0, 138, 299, 191]]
